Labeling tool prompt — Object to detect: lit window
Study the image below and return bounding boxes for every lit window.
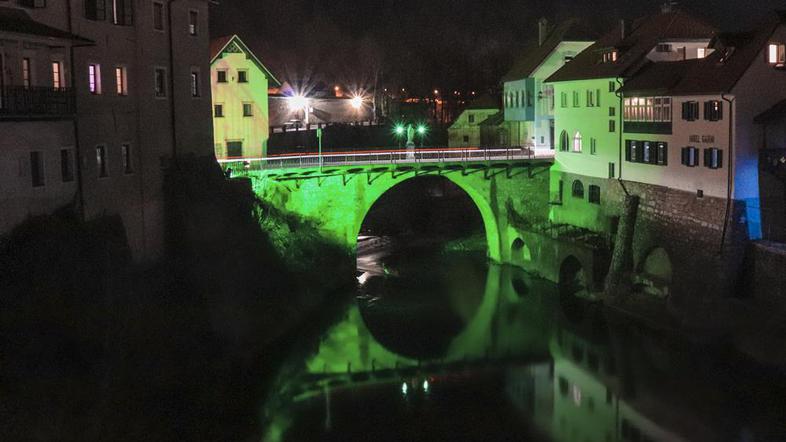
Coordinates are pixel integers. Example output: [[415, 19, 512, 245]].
[[768, 43, 785, 66], [96, 145, 109, 178], [154, 68, 166, 97], [242, 102, 253, 117], [22, 58, 31, 88], [153, 2, 164, 30], [623, 96, 672, 122], [237, 70, 248, 83], [88, 63, 101, 94], [681, 146, 700, 167], [30, 151, 45, 187], [602, 50, 618, 63], [190, 71, 200, 97], [697, 48, 706, 59], [121, 143, 133, 174], [704, 100, 723, 121], [51, 61, 62, 89], [704, 148, 723, 169], [573, 132, 582, 152], [188, 10, 198, 35], [115, 66, 128, 95]]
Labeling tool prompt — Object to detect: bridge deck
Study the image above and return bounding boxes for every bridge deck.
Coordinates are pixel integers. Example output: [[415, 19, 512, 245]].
[[217, 147, 554, 171]]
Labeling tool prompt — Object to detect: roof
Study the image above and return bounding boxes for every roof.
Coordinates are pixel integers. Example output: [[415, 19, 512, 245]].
[[210, 35, 281, 87], [547, 9, 717, 83], [502, 19, 597, 83], [621, 12, 785, 96], [480, 111, 505, 127], [465, 94, 500, 110], [0, 7, 91, 43], [755, 99, 786, 124]]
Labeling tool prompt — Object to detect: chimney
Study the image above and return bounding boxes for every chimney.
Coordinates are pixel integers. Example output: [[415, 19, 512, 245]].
[[538, 18, 549, 47], [620, 19, 626, 41]]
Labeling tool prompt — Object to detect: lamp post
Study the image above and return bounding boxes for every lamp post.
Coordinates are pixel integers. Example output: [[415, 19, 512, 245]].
[[417, 124, 428, 148], [317, 127, 323, 171], [394, 124, 405, 149]]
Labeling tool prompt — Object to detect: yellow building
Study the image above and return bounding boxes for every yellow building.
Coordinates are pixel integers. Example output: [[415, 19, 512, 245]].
[[210, 35, 280, 159]]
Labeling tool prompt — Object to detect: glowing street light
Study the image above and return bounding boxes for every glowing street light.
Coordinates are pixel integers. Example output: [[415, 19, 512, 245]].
[[350, 95, 364, 110], [288, 94, 311, 125], [416, 124, 428, 147], [393, 123, 406, 148]]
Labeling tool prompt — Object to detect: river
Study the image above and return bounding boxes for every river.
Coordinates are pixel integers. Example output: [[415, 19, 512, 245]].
[[259, 240, 786, 441]]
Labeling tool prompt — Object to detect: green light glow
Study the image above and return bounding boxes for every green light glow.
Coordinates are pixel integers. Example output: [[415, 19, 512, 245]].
[[417, 125, 427, 135], [401, 382, 408, 395], [394, 125, 405, 136]]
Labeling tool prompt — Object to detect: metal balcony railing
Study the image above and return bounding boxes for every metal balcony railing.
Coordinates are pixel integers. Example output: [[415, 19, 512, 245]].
[[0, 86, 75, 118]]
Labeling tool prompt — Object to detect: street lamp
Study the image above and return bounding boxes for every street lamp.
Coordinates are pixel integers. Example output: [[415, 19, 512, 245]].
[[288, 94, 310, 125], [416, 124, 428, 147], [394, 123, 406, 148], [350, 95, 364, 110]]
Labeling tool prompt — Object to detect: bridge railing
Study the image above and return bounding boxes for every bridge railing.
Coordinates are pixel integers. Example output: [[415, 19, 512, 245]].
[[217, 146, 554, 171]]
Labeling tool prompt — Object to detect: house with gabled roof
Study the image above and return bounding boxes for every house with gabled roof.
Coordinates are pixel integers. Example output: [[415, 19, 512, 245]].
[[502, 18, 596, 152], [211, 34, 281, 159]]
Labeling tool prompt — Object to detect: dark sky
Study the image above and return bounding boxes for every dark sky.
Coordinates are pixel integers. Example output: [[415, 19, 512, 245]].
[[210, 0, 786, 96]]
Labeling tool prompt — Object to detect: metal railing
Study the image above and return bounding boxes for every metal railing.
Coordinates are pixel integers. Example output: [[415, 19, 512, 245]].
[[217, 146, 554, 171], [0, 86, 75, 118]]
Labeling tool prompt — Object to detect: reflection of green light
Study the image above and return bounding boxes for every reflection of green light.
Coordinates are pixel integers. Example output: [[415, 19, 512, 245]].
[[401, 382, 408, 395], [417, 125, 427, 135], [422, 380, 429, 392]]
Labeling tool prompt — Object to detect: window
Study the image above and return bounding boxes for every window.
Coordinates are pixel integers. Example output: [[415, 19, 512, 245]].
[[609, 120, 616, 132], [596, 89, 601, 107], [468, 114, 475, 124], [188, 10, 198, 35], [623, 97, 672, 122], [602, 50, 618, 63], [22, 58, 31, 88], [681, 146, 700, 167], [190, 71, 200, 97], [214, 104, 224, 117], [609, 107, 616, 117], [85, 0, 106, 21], [88, 63, 101, 94], [608, 162, 616, 178], [96, 145, 108, 177], [572, 91, 580, 107], [768, 43, 785, 66], [463, 135, 469, 143], [515, 91, 520, 108], [242, 102, 253, 117], [704, 148, 723, 169], [588, 185, 601, 204], [153, 2, 164, 30], [609, 81, 616, 92], [526, 90, 533, 107], [121, 143, 133, 174], [18, 0, 47, 8], [656, 43, 673, 53], [154, 68, 166, 97], [559, 130, 569, 151], [626, 140, 668, 165], [681, 101, 699, 121], [572, 180, 584, 198], [51, 61, 62, 89], [115, 66, 127, 95], [111, 0, 133, 26], [217, 70, 228, 83], [586, 90, 594, 107], [573, 132, 582, 152], [590, 138, 597, 155], [60, 149, 74, 182], [697, 48, 706, 59], [704, 100, 723, 121], [564, 55, 574, 63], [560, 92, 567, 108], [30, 151, 44, 187], [237, 70, 248, 83]]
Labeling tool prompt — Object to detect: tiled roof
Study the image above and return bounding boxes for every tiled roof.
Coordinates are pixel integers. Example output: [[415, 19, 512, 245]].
[[547, 9, 717, 83], [621, 12, 784, 96], [0, 7, 91, 43], [502, 19, 597, 83], [210, 35, 281, 87]]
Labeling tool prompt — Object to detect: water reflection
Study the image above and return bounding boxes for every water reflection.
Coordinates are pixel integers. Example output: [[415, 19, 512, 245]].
[[263, 249, 786, 442]]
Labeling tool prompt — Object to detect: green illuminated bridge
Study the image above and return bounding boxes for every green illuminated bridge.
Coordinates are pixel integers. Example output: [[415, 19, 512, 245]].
[[220, 147, 554, 263]]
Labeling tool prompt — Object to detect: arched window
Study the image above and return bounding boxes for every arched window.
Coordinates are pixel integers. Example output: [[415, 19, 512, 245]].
[[516, 91, 521, 108], [572, 180, 584, 198], [560, 130, 569, 151], [573, 131, 583, 152]]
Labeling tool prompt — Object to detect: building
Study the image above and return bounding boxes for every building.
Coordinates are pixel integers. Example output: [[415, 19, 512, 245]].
[[1, 1, 213, 261], [502, 18, 595, 152], [448, 95, 500, 148], [268, 82, 375, 133], [545, 6, 786, 296], [210, 34, 280, 159]]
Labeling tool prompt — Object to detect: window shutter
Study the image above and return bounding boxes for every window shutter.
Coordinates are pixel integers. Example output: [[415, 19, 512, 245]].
[[657, 143, 667, 165], [703, 101, 711, 121], [704, 148, 711, 167], [717, 101, 723, 120], [681, 147, 689, 165], [717, 149, 723, 168], [625, 141, 632, 161], [682, 102, 689, 120]]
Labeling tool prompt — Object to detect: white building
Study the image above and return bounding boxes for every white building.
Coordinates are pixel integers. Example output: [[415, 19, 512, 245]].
[[448, 95, 500, 148], [0, 1, 213, 261], [502, 19, 595, 153]]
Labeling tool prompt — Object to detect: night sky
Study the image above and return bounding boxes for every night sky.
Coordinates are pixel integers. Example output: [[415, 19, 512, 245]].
[[210, 0, 786, 96]]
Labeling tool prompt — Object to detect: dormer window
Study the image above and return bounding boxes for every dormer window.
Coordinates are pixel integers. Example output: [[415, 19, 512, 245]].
[[656, 43, 672, 53], [697, 48, 706, 59], [602, 50, 618, 63], [768, 43, 785, 67]]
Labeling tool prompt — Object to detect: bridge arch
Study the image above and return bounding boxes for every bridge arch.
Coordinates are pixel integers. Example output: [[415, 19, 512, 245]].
[[353, 174, 501, 260]]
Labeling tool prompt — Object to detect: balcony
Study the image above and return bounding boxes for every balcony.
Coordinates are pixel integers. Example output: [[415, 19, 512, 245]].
[[0, 86, 75, 120]]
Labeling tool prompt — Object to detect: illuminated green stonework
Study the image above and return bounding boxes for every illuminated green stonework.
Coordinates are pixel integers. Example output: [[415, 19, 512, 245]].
[[238, 161, 551, 263]]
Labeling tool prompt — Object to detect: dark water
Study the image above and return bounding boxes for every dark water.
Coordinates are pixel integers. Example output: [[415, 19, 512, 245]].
[[262, 245, 786, 442]]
